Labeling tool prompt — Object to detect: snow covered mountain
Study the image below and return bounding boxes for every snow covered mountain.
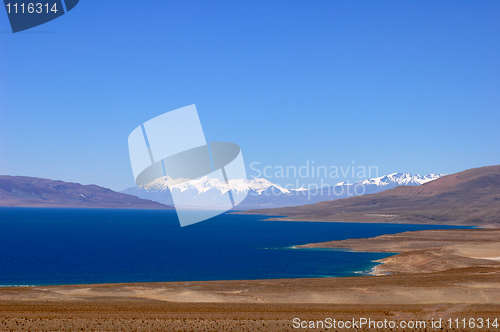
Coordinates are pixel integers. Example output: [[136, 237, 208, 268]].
[[140, 176, 292, 194], [355, 173, 443, 187], [122, 173, 446, 210]]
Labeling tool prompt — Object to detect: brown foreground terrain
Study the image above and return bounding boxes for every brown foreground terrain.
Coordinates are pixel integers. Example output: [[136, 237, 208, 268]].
[[1, 300, 500, 331], [1, 229, 500, 331]]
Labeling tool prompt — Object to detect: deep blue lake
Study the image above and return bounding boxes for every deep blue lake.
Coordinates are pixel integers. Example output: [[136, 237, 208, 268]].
[[0, 208, 466, 286]]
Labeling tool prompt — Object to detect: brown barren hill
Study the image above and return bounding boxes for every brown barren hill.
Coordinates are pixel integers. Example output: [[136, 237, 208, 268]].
[[0, 175, 171, 209], [239, 165, 500, 227]]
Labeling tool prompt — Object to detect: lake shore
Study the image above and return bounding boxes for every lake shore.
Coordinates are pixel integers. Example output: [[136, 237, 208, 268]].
[[1, 267, 499, 331], [298, 228, 500, 275], [1, 228, 500, 331]]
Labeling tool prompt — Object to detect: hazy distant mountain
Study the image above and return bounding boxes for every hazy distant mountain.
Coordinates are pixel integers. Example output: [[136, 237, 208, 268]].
[[0, 175, 171, 209], [239, 165, 500, 227], [122, 173, 445, 210]]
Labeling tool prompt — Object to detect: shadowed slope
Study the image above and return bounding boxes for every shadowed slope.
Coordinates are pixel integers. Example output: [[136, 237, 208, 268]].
[[0, 175, 171, 209]]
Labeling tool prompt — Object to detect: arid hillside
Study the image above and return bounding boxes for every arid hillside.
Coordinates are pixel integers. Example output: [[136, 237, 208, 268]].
[[0, 175, 171, 209], [240, 165, 500, 227]]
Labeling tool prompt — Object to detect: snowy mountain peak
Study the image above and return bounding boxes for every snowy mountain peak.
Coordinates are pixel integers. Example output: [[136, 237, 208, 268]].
[[359, 173, 446, 187], [141, 175, 191, 191], [140, 176, 291, 195], [140, 173, 446, 195], [123, 172, 447, 210], [246, 178, 290, 194]]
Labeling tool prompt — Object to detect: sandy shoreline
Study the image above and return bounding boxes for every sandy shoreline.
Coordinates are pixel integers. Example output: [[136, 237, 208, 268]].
[[1, 266, 500, 331], [298, 229, 500, 275]]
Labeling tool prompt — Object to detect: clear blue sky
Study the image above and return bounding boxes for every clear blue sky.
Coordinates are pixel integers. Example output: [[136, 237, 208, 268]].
[[1, 0, 499, 191]]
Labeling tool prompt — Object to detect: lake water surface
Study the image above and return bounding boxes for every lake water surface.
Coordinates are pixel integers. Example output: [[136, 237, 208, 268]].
[[0, 208, 466, 286]]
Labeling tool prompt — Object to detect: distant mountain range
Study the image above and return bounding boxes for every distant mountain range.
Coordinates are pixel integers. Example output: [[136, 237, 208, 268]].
[[239, 165, 500, 227], [122, 173, 445, 210], [2, 166, 496, 226], [0, 175, 171, 209]]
